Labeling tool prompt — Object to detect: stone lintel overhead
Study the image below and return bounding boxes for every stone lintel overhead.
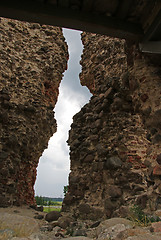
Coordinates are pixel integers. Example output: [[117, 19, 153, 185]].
[[0, 0, 143, 42]]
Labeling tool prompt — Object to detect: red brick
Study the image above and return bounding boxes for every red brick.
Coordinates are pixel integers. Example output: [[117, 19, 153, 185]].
[[153, 165, 161, 176]]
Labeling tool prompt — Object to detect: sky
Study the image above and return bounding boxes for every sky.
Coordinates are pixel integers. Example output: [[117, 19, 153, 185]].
[[34, 28, 92, 198]]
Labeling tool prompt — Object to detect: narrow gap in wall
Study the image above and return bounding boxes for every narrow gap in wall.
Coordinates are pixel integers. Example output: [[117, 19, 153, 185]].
[[34, 28, 92, 199]]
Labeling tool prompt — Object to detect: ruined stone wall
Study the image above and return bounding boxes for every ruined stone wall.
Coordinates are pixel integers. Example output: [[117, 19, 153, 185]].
[[63, 33, 161, 220], [0, 18, 68, 206]]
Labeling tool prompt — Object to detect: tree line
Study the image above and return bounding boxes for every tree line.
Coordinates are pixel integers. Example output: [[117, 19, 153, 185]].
[[35, 196, 63, 206]]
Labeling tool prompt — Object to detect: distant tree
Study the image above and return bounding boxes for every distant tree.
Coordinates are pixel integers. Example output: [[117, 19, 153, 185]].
[[63, 185, 68, 196], [35, 195, 43, 205], [48, 199, 52, 206], [35, 196, 46, 205]]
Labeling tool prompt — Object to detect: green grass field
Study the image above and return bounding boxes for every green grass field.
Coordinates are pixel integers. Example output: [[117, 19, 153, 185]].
[[43, 205, 62, 213]]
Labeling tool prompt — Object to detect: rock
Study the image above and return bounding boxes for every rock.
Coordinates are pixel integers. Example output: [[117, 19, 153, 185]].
[[52, 226, 61, 235], [108, 185, 122, 198], [61, 238, 92, 240], [0, 151, 9, 159], [40, 224, 53, 232], [123, 233, 161, 240], [99, 223, 130, 239], [153, 165, 161, 176], [90, 135, 98, 142], [0, 196, 10, 207], [136, 194, 148, 209], [34, 214, 44, 219], [29, 233, 42, 240], [58, 216, 73, 229], [45, 211, 61, 222], [79, 204, 91, 214], [0, 212, 39, 240], [104, 87, 113, 99], [105, 156, 122, 169], [113, 206, 130, 218], [151, 221, 161, 232], [153, 134, 161, 143], [140, 93, 149, 102], [96, 218, 133, 240], [11, 238, 29, 240], [104, 198, 116, 210], [89, 208, 104, 221], [104, 198, 116, 217], [94, 103, 102, 113], [36, 206, 43, 212], [0, 229, 14, 239], [155, 210, 161, 217], [90, 221, 101, 228], [156, 154, 161, 165], [115, 227, 155, 240], [73, 229, 87, 237], [95, 119, 101, 128], [55, 232, 65, 238], [83, 154, 94, 163], [69, 175, 80, 184], [63, 194, 74, 205]]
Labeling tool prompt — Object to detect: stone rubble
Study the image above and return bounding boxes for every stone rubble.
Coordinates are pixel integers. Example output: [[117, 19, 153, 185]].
[[1, 208, 161, 240]]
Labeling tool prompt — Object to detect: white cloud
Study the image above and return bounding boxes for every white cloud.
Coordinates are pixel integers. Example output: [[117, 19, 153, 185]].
[[34, 28, 92, 198]]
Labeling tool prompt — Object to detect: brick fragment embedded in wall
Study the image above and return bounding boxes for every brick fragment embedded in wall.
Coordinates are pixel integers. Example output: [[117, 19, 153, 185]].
[[0, 17, 68, 206]]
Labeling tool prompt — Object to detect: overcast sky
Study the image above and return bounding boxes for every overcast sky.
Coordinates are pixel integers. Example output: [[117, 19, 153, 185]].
[[34, 28, 92, 198]]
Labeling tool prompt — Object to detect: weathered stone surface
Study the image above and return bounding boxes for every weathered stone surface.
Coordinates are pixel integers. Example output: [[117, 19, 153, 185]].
[[0, 9, 161, 225], [0, 212, 39, 237], [156, 154, 161, 165], [45, 211, 61, 222], [105, 156, 123, 169], [108, 185, 122, 198], [96, 218, 133, 237], [73, 229, 87, 237], [57, 216, 73, 229], [63, 32, 161, 220], [0, 229, 15, 240], [79, 204, 91, 214], [151, 221, 161, 233], [0, 17, 68, 206], [153, 166, 161, 176], [61, 237, 92, 240]]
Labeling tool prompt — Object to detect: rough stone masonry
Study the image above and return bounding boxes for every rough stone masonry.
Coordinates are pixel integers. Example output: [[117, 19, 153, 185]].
[[62, 33, 161, 220], [0, 18, 68, 206], [0, 17, 161, 221]]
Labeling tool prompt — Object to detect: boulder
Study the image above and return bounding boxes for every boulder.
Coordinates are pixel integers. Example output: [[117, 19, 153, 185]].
[[96, 218, 133, 238], [58, 216, 73, 229], [0, 212, 39, 238], [45, 211, 61, 222]]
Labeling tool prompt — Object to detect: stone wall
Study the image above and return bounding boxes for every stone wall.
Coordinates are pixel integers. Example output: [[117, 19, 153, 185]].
[[0, 16, 161, 219], [63, 32, 161, 220], [0, 18, 68, 206]]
